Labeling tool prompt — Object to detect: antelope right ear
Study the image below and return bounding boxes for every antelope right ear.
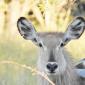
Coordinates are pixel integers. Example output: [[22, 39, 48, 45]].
[[17, 17, 37, 40], [60, 17, 85, 47], [17, 17, 44, 47]]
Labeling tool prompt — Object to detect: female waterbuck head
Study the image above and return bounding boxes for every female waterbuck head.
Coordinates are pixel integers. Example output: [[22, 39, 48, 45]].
[[17, 17, 85, 80]]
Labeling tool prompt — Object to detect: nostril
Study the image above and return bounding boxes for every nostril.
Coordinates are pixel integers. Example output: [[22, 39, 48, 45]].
[[47, 63, 51, 70], [53, 64, 58, 69]]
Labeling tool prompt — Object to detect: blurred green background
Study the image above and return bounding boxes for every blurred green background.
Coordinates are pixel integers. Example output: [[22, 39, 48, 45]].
[[0, 0, 85, 85]]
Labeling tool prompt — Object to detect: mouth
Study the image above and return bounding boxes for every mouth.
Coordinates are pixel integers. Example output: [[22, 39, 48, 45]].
[[47, 71, 56, 75], [45, 68, 57, 75]]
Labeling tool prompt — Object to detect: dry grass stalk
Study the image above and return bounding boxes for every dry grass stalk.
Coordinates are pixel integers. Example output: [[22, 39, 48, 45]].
[[0, 60, 55, 85]]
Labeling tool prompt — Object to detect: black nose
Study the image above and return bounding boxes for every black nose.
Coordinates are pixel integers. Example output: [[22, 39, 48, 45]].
[[46, 62, 58, 73]]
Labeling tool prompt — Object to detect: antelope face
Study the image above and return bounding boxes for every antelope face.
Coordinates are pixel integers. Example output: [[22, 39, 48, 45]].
[[37, 33, 67, 75], [17, 17, 85, 75]]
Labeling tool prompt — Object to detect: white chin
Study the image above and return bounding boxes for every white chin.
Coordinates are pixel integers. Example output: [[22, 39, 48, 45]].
[[45, 68, 63, 75], [47, 70, 64, 76]]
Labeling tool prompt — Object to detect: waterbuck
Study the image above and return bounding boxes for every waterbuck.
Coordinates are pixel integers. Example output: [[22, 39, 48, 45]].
[[17, 16, 85, 85]]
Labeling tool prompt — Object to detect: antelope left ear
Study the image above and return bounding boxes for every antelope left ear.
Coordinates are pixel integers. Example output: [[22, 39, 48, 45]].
[[17, 17, 44, 47], [60, 17, 85, 47]]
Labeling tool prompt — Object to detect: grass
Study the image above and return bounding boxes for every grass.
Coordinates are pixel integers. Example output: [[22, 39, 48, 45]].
[[0, 35, 38, 85]]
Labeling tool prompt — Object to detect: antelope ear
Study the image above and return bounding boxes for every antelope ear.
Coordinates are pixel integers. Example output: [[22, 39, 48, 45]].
[[17, 17, 43, 47], [17, 17, 37, 40], [60, 17, 85, 47]]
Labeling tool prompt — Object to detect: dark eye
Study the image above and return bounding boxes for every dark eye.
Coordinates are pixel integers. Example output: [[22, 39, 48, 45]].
[[33, 38, 37, 42], [39, 43, 43, 47], [60, 43, 64, 47]]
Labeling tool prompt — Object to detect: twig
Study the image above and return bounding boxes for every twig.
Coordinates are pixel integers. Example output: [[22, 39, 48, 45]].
[[0, 60, 55, 85]]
